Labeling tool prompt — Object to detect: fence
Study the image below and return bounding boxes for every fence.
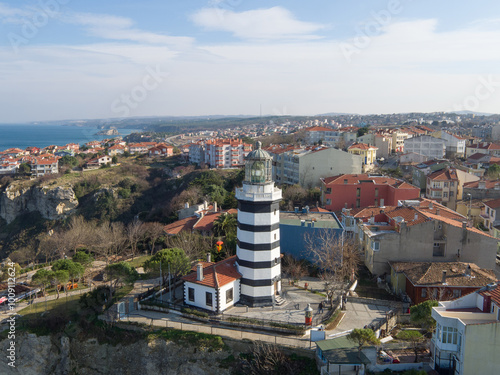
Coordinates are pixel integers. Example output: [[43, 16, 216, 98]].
[[115, 311, 314, 350]]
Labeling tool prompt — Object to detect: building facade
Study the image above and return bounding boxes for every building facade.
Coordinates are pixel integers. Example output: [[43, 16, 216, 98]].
[[431, 283, 500, 375], [403, 135, 446, 159], [321, 174, 420, 211]]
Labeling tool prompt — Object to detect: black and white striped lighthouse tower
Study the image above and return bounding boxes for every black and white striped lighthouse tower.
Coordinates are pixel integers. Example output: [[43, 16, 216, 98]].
[[236, 141, 282, 307]]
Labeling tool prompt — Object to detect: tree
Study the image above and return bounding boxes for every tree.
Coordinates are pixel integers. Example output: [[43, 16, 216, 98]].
[[111, 155, 118, 164], [357, 126, 370, 138], [307, 233, 361, 306], [60, 155, 78, 168], [396, 330, 424, 362], [213, 213, 237, 238], [104, 262, 139, 292], [167, 231, 211, 260], [281, 254, 308, 284], [144, 248, 190, 298], [51, 270, 69, 299], [487, 164, 500, 179], [143, 222, 165, 255], [52, 259, 85, 283], [126, 220, 146, 259], [346, 328, 380, 354], [0, 263, 21, 281], [17, 163, 31, 176], [72, 251, 94, 268], [410, 300, 439, 331], [31, 269, 53, 311]]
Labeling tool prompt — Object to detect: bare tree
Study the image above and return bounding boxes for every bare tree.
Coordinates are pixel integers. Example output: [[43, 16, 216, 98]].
[[126, 220, 145, 260], [240, 342, 292, 375], [281, 254, 308, 285], [143, 222, 165, 255], [306, 231, 361, 306], [166, 231, 211, 260]]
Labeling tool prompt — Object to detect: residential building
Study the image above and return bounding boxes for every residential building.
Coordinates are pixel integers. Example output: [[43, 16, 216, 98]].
[[129, 142, 156, 154], [480, 198, 500, 232], [85, 155, 112, 169], [374, 135, 392, 159], [163, 208, 237, 236], [391, 130, 410, 153], [148, 143, 173, 157], [189, 139, 252, 168], [267, 146, 362, 188], [426, 169, 459, 209], [411, 160, 450, 191], [0, 161, 19, 175], [304, 126, 336, 144], [182, 256, 242, 313], [279, 210, 344, 262], [403, 135, 446, 159], [389, 261, 496, 305], [456, 199, 483, 227], [463, 179, 500, 200], [348, 143, 378, 171], [431, 283, 500, 375], [431, 131, 467, 157], [108, 144, 127, 156], [321, 174, 420, 211], [29, 156, 59, 177], [358, 199, 498, 275], [399, 153, 429, 173], [465, 142, 500, 158]]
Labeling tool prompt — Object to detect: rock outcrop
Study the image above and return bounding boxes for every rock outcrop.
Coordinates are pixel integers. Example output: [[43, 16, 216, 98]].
[[0, 183, 78, 224], [0, 333, 232, 375]]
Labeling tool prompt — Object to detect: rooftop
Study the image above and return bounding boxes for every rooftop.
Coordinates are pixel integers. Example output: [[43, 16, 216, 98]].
[[280, 212, 341, 229], [181, 255, 242, 288], [389, 261, 497, 287]]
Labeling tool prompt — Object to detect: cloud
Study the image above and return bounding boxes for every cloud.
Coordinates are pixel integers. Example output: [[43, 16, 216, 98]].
[[66, 12, 194, 48], [191, 6, 326, 40]]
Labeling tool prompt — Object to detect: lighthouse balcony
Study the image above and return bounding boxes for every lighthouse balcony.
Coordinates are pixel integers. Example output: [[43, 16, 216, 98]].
[[235, 186, 282, 202]]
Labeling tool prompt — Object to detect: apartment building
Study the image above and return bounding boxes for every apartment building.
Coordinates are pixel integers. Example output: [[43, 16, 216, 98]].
[[358, 199, 497, 275], [480, 198, 500, 232], [321, 174, 420, 211], [431, 131, 467, 157], [188, 139, 252, 168], [266, 146, 362, 188], [30, 157, 59, 177], [465, 142, 500, 158], [431, 283, 500, 375], [347, 143, 378, 171], [403, 135, 446, 159], [304, 126, 358, 148], [463, 179, 500, 200], [391, 129, 410, 153], [426, 169, 460, 209]]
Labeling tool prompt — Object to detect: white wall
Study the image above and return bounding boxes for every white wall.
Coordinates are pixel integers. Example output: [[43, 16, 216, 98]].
[[237, 248, 281, 262], [184, 282, 217, 312], [238, 264, 281, 280], [237, 211, 280, 226], [240, 284, 275, 297], [237, 228, 279, 244], [219, 280, 240, 311]]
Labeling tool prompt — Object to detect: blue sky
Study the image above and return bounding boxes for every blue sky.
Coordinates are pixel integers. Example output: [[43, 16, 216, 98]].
[[1, 0, 500, 122]]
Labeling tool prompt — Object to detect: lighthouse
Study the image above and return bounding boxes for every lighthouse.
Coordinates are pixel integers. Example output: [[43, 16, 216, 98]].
[[236, 141, 282, 307]]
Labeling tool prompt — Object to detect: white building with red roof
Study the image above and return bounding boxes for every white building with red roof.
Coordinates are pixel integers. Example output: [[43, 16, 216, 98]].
[[30, 156, 60, 177], [431, 282, 500, 375], [181, 255, 242, 313]]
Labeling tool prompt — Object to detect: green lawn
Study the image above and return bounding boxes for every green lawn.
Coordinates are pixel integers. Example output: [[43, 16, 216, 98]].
[[18, 293, 82, 318], [125, 254, 152, 268]]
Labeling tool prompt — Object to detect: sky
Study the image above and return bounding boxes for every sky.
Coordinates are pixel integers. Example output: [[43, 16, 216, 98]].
[[1, 0, 500, 123]]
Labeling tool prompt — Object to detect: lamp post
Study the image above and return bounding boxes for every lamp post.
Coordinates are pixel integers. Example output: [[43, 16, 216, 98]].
[[466, 193, 472, 224]]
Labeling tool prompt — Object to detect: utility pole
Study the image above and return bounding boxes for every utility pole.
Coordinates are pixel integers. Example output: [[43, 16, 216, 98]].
[[159, 261, 162, 300], [169, 263, 172, 303]]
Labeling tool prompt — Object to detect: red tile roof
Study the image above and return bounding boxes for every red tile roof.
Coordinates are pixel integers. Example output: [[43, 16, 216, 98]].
[[306, 126, 334, 132], [427, 168, 458, 181], [480, 284, 500, 307], [182, 255, 242, 288], [483, 198, 500, 209], [464, 180, 500, 189], [164, 216, 198, 235], [322, 174, 416, 191], [348, 142, 378, 151], [390, 262, 496, 287]]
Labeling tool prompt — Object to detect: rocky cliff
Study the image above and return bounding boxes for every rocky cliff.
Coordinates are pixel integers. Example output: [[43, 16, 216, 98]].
[[0, 333, 232, 375], [0, 183, 78, 224]]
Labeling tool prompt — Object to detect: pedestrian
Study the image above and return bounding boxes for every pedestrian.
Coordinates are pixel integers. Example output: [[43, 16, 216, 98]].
[[318, 302, 324, 314]]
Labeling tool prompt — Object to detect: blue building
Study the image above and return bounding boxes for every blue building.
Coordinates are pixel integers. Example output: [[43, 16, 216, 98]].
[[279, 209, 345, 262]]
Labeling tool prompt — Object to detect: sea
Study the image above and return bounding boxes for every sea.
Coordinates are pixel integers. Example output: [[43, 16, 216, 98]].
[[0, 124, 139, 151]]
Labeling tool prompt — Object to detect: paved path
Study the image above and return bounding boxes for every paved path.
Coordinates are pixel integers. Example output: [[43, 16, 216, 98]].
[[326, 301, 392, 337]]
